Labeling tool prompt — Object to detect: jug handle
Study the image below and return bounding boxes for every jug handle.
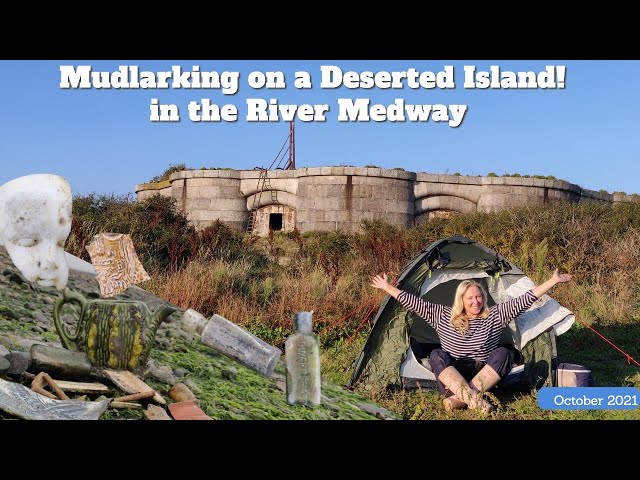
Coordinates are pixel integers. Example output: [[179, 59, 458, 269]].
[[53, 288, 88, 351]]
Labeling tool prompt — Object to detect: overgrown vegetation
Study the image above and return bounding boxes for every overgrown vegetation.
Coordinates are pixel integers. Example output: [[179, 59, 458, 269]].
[[147, 164, 241, 184], [148, 163, 188, 183], [67, 194, 264, 275], [488, 172, 561, 181], [68, 195, 640, 419]]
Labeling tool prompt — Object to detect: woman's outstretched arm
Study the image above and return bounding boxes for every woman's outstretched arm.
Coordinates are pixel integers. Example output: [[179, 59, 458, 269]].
[[370, 273, 444, 328]]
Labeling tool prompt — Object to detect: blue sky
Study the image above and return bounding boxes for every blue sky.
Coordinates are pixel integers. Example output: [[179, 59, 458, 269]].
[[1, 60, 638, 196]]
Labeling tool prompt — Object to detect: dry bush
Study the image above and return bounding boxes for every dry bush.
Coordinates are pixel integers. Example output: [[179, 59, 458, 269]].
[[352, 220, 415, 275], [248, 266, 332, 332], [557, 228, 640, 324], [145, 258, 255, 316], [144, 201, 640, 351], [214, 291, 263, 327], [69, 193, 197, 273]]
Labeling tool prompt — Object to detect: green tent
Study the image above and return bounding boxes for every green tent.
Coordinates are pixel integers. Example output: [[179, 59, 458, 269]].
[[348, 235, 575, 392]]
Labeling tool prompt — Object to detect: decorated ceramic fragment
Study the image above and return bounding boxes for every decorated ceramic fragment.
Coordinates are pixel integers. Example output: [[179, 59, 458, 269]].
[[86, 232, 150, 297]]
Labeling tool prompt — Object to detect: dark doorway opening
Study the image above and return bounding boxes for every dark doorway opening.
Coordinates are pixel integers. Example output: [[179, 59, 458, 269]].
[[269, 213, 283, 231]]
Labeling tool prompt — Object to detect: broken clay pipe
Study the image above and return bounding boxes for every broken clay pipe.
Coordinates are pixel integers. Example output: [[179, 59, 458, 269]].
[[31, 372, 70, 401], [113, 390, 155, 403]]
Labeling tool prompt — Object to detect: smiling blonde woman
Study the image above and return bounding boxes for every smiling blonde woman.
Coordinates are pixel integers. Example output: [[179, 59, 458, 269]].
[[370, 269, 573, 414]]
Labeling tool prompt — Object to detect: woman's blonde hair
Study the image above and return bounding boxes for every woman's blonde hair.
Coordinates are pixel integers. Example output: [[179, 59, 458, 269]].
[[450, 280, 490, 334]]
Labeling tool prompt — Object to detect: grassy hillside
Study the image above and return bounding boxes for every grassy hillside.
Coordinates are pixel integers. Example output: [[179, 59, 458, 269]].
[[62, 194, 640, 419]]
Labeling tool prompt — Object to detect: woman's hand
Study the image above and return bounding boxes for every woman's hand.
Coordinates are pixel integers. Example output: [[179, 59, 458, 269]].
[[370, 273, 402, 299], [370, 273, 391, 290], [532, 268, 573, 298], [552, 268, 573, 284]]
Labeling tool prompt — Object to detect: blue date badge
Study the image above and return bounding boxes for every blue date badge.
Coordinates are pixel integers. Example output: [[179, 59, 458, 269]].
[[538, 387, 640, 410]]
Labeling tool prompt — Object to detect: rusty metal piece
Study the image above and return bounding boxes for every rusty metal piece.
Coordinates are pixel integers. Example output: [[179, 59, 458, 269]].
[[113, 390, 155, 403], [30, 372, 70, 400], [86, 233, 150, 298]]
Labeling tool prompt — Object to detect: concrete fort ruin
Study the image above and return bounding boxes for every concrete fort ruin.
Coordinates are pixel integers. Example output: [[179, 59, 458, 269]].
[[135, 167, 635, 237]]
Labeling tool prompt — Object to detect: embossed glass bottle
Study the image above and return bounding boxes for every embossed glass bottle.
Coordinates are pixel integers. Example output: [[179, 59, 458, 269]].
[[285, 311, 321, 406]]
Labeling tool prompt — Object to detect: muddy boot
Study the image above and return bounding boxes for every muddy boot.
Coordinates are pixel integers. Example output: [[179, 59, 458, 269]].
[[437, 366, 475, 406], [442, 395, 467, 412], [468, 364, 502, 414]]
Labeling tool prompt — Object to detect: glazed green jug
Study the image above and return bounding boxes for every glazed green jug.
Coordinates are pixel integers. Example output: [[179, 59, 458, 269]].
[[53, 288, 177, 371]]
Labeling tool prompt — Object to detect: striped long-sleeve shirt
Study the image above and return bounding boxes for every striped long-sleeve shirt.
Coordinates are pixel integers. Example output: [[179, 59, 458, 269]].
[[396, 289, 538, 361]]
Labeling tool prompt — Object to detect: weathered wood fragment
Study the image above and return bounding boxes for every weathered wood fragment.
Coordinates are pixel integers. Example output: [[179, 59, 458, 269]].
[[53, 380, 110, 394], [101, 368, 166, 405]]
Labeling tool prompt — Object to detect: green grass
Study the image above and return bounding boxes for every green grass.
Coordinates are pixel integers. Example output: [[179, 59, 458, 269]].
[[556, 322, 640, 388], [320, 324, 640, 420]]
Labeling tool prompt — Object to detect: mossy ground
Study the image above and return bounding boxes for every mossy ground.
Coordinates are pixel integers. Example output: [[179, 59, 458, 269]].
[[147, 340, 395, 420], [0, 246, 398, 420]]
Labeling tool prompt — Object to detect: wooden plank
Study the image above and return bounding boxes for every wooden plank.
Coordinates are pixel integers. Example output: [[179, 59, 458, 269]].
[[101, 369, 166, 405], [53, 380, 110, 394]]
